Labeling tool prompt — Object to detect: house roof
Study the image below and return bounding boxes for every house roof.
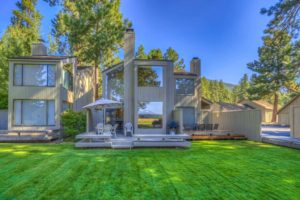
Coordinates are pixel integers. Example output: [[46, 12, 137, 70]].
[[218, 102, 248, 111], [239, 99, 273, 110], [174, 71, 197, 76], [134, 58, 173, 62], [9, 55, 75, 61], [252, 100, 273, 110], [201, 97, 213, 105], [102, 61, 124, 73], [278, 94, 300, 114], [77, 66, 92, 69]]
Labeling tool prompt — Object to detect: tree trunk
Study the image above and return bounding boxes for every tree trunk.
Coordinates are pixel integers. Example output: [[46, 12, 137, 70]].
[[272, 93, 279, 123], [93, 61, 99, 101]]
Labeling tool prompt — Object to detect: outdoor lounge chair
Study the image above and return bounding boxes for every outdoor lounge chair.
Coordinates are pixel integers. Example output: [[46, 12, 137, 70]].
[[103, 124, 113, 136], [95, 123, 104, 135], [124, 122, 133, 136]]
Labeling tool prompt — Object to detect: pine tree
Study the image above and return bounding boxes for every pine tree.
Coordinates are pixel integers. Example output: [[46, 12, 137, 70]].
[[148, 49, 163, 60], [0, 0, 41, 109], [248, 29, 300, 122], [52, 0, 127, 99], [233, 74, 250, 101], [163, 47, 185, 72], [261, 0, 300, 36], [136, 45, 147, 59]]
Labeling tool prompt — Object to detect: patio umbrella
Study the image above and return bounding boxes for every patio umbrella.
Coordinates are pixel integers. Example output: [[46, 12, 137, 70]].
[[83, 98, 123, 125]]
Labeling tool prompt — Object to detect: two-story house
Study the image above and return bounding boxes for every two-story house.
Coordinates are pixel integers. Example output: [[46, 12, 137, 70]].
[[98, 29, 202, 135], [7, 41, 93, 134]]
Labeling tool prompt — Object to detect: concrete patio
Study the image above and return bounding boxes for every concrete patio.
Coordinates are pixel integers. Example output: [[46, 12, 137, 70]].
[[261, 125, 300, 150]]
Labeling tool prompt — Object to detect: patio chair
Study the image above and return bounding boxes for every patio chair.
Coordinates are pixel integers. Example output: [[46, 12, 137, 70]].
[[124, 122, 133, 136], [95, 123, 104, 135], [205, 124, 213, 131], [103, 124, 113, 136], [199, 124, 205, 131], [112, 124, 118, 137], [213, 124, 219, 130]]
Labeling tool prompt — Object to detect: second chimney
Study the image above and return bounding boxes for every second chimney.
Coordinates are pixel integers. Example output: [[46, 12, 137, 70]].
[[31, 39, 47, 56], [190, 57, 201, 77], [124, 28, 135, 63]]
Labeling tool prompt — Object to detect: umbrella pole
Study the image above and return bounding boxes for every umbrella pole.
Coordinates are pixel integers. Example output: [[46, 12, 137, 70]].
[[103, 108, 105, 125]]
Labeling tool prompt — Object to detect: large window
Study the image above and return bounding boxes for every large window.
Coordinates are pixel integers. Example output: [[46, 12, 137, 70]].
[[138, 102, 163, 128], [176, 78, 195, 95], [138, 66, 163, 87], [14, 100, 55, 126], [106, 67, 124, 101], [63, 69, 73, 90], [14, 64, 55, 87]]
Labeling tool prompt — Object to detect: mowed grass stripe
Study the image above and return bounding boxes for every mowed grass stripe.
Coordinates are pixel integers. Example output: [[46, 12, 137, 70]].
[[0, 141, 299, 199]]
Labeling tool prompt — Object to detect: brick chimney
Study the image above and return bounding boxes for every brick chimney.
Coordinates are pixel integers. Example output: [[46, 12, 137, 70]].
[[190, 57, 202, 122], [31, 39, 47, 56], [124, 28, 135, 63], [190, 57, 201, 77], [123, 29, 135, 124]]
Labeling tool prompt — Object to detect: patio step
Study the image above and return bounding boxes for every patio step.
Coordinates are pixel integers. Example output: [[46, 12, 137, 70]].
[[111, 141, 133, 149]]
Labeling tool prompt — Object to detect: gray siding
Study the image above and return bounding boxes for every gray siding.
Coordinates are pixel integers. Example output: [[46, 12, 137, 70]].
[[174, 75, 201, 123], [8, 60, 62, 131], [8, 57, 78, 131], [278, 96, 300, 126], [134, 60, 174, 134], [0, 110, 8, 130], [74, 67, 94, 111]]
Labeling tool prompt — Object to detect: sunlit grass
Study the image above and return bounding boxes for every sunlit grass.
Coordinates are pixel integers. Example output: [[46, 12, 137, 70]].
[[0, 141, 299, 199]]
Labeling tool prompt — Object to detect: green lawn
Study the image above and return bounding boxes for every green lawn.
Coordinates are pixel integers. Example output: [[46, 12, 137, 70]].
[[0, 141, 299, 200]]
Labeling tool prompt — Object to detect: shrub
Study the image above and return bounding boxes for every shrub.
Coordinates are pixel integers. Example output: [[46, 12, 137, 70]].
[[61, 110, 86, 136]]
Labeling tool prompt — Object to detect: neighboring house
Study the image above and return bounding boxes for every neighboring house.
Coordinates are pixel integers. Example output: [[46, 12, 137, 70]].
[[239, 100, 273, 123], [278, 94, 300, 126], [7, 42, 93, 132], [99, 29, 202, 134]]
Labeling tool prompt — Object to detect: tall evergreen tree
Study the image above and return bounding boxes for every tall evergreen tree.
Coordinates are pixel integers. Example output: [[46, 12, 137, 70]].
[[147, 49, 163, 60], [261, 0, 300, 36], [233, 74, 251, 101], [52, 0, 127, 99], [163, 47, 185, 72], [0, 0, 41, 109], [201, 77, 235, 103], [248, 30, 300, 122], [136, 44, 147, 59]]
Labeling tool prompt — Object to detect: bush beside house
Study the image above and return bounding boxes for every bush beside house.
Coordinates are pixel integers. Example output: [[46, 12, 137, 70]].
[[61, 110, 86, 137]]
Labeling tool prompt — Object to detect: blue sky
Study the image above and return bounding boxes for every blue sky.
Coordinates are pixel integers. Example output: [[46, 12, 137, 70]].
[[0, 0, 278, 84]]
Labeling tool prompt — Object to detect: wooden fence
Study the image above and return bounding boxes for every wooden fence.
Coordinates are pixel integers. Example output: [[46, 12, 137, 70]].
[[211, 110, 261, 141], [198, 110, 262, 141]]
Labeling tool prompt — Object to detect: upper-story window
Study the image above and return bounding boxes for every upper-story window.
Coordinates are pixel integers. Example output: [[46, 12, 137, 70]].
[[63, 69, 73, 91], [138, 66, 163, 87], [14, 64, 55, 87], [176, 78, 195, 95], [106, 66, 124, 101]]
